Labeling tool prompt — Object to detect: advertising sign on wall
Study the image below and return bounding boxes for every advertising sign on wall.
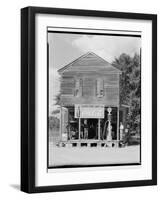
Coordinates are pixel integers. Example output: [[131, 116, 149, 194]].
[[75, 104, 104, 118]]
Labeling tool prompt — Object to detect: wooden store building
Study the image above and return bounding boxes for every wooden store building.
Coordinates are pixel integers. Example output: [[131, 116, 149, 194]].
[[56, 52, 127, 147]]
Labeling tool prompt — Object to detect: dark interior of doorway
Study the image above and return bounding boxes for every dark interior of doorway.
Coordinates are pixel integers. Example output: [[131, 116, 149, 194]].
[[87, 119, 98, 139]]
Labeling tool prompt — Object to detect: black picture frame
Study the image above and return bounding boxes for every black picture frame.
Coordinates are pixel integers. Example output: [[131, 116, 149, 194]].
[[21, 6, 157, 193]]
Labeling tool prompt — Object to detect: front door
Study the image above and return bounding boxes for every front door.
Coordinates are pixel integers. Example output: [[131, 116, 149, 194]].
[[87, 119, 98, 139]]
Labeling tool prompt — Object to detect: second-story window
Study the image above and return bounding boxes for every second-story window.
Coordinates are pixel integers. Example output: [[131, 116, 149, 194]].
[[96, 79, 104, 98], [74, 79, 83, 97]]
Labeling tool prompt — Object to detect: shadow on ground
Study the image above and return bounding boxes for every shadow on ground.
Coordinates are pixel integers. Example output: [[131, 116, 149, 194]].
[[10, 184, 20, 191]]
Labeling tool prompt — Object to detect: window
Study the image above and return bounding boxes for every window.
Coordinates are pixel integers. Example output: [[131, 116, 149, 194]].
[[96, 79, 104, 97], [74, 79, 83, 97]]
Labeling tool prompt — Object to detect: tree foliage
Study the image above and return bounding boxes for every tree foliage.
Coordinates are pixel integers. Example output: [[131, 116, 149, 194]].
[[49, 116, 60, 130], [112, 53, 141, 134]]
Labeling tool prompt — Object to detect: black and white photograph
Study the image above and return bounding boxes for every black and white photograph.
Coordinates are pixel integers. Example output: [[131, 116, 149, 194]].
[[47, 28, 141, 168], [20, 6, 157, 193]]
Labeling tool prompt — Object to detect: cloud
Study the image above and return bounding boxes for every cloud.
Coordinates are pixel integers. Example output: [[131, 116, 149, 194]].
[[72, 35, 141, 62]]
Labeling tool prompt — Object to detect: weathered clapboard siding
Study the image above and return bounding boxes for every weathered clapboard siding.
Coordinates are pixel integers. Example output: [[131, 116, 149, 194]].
[[60, 76, 75, 95], [60, 93, 119, 106], [82, 77, 95, 97], [60, 81, 119, 106], [58, 52, 120, 74], [58, 52, 121, 107]]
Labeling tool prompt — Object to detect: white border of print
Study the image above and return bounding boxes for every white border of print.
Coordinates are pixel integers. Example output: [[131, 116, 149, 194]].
[[35, 14, 152, 187]]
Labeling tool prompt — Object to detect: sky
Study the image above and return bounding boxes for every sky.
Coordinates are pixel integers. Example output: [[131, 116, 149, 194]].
[[48, 32, 141, 113]]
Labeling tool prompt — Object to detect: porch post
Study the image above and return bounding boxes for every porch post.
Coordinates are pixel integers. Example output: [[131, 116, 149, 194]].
[[60, 106, 62, 141], [98, 119, 101, 140], [79, 117, 81, 140], [107, 107, 112, 141], [117, 106, 120, 141], [68, 109, 70, 140]]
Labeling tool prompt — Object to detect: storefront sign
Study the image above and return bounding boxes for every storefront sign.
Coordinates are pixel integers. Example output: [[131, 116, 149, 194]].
[[75, 104, 104, 118]]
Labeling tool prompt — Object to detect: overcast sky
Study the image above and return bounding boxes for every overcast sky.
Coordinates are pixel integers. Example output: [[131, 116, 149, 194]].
[[48, 32, 141, 113]]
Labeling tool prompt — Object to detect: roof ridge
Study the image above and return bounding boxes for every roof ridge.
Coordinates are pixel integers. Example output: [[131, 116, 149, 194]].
[[58, 52, 92, 73], [58, 52, 121, 73]]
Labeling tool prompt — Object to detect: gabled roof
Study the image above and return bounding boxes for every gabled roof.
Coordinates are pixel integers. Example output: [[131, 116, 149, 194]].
[[58, 52, 121, 74]]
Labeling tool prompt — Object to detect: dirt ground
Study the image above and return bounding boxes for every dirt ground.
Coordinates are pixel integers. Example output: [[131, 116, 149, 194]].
[[49, 143, 140, 167]]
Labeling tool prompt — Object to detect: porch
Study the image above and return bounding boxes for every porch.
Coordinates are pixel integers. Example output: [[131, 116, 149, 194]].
[[57, 139, 119, 148]]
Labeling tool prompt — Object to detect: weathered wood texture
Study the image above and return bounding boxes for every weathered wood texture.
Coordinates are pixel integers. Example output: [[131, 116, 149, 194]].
[[58, 52, 121, 106], [58, 52, 121, 74]]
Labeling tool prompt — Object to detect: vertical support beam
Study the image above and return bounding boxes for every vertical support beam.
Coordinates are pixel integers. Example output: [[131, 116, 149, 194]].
[[60, 106, 62, 141], [117, 106, 120, 141], [107, 107, 112, 141], [79, 117, 81, 140], [67, 108, 70, 141], [98, 119, 101, 140]]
